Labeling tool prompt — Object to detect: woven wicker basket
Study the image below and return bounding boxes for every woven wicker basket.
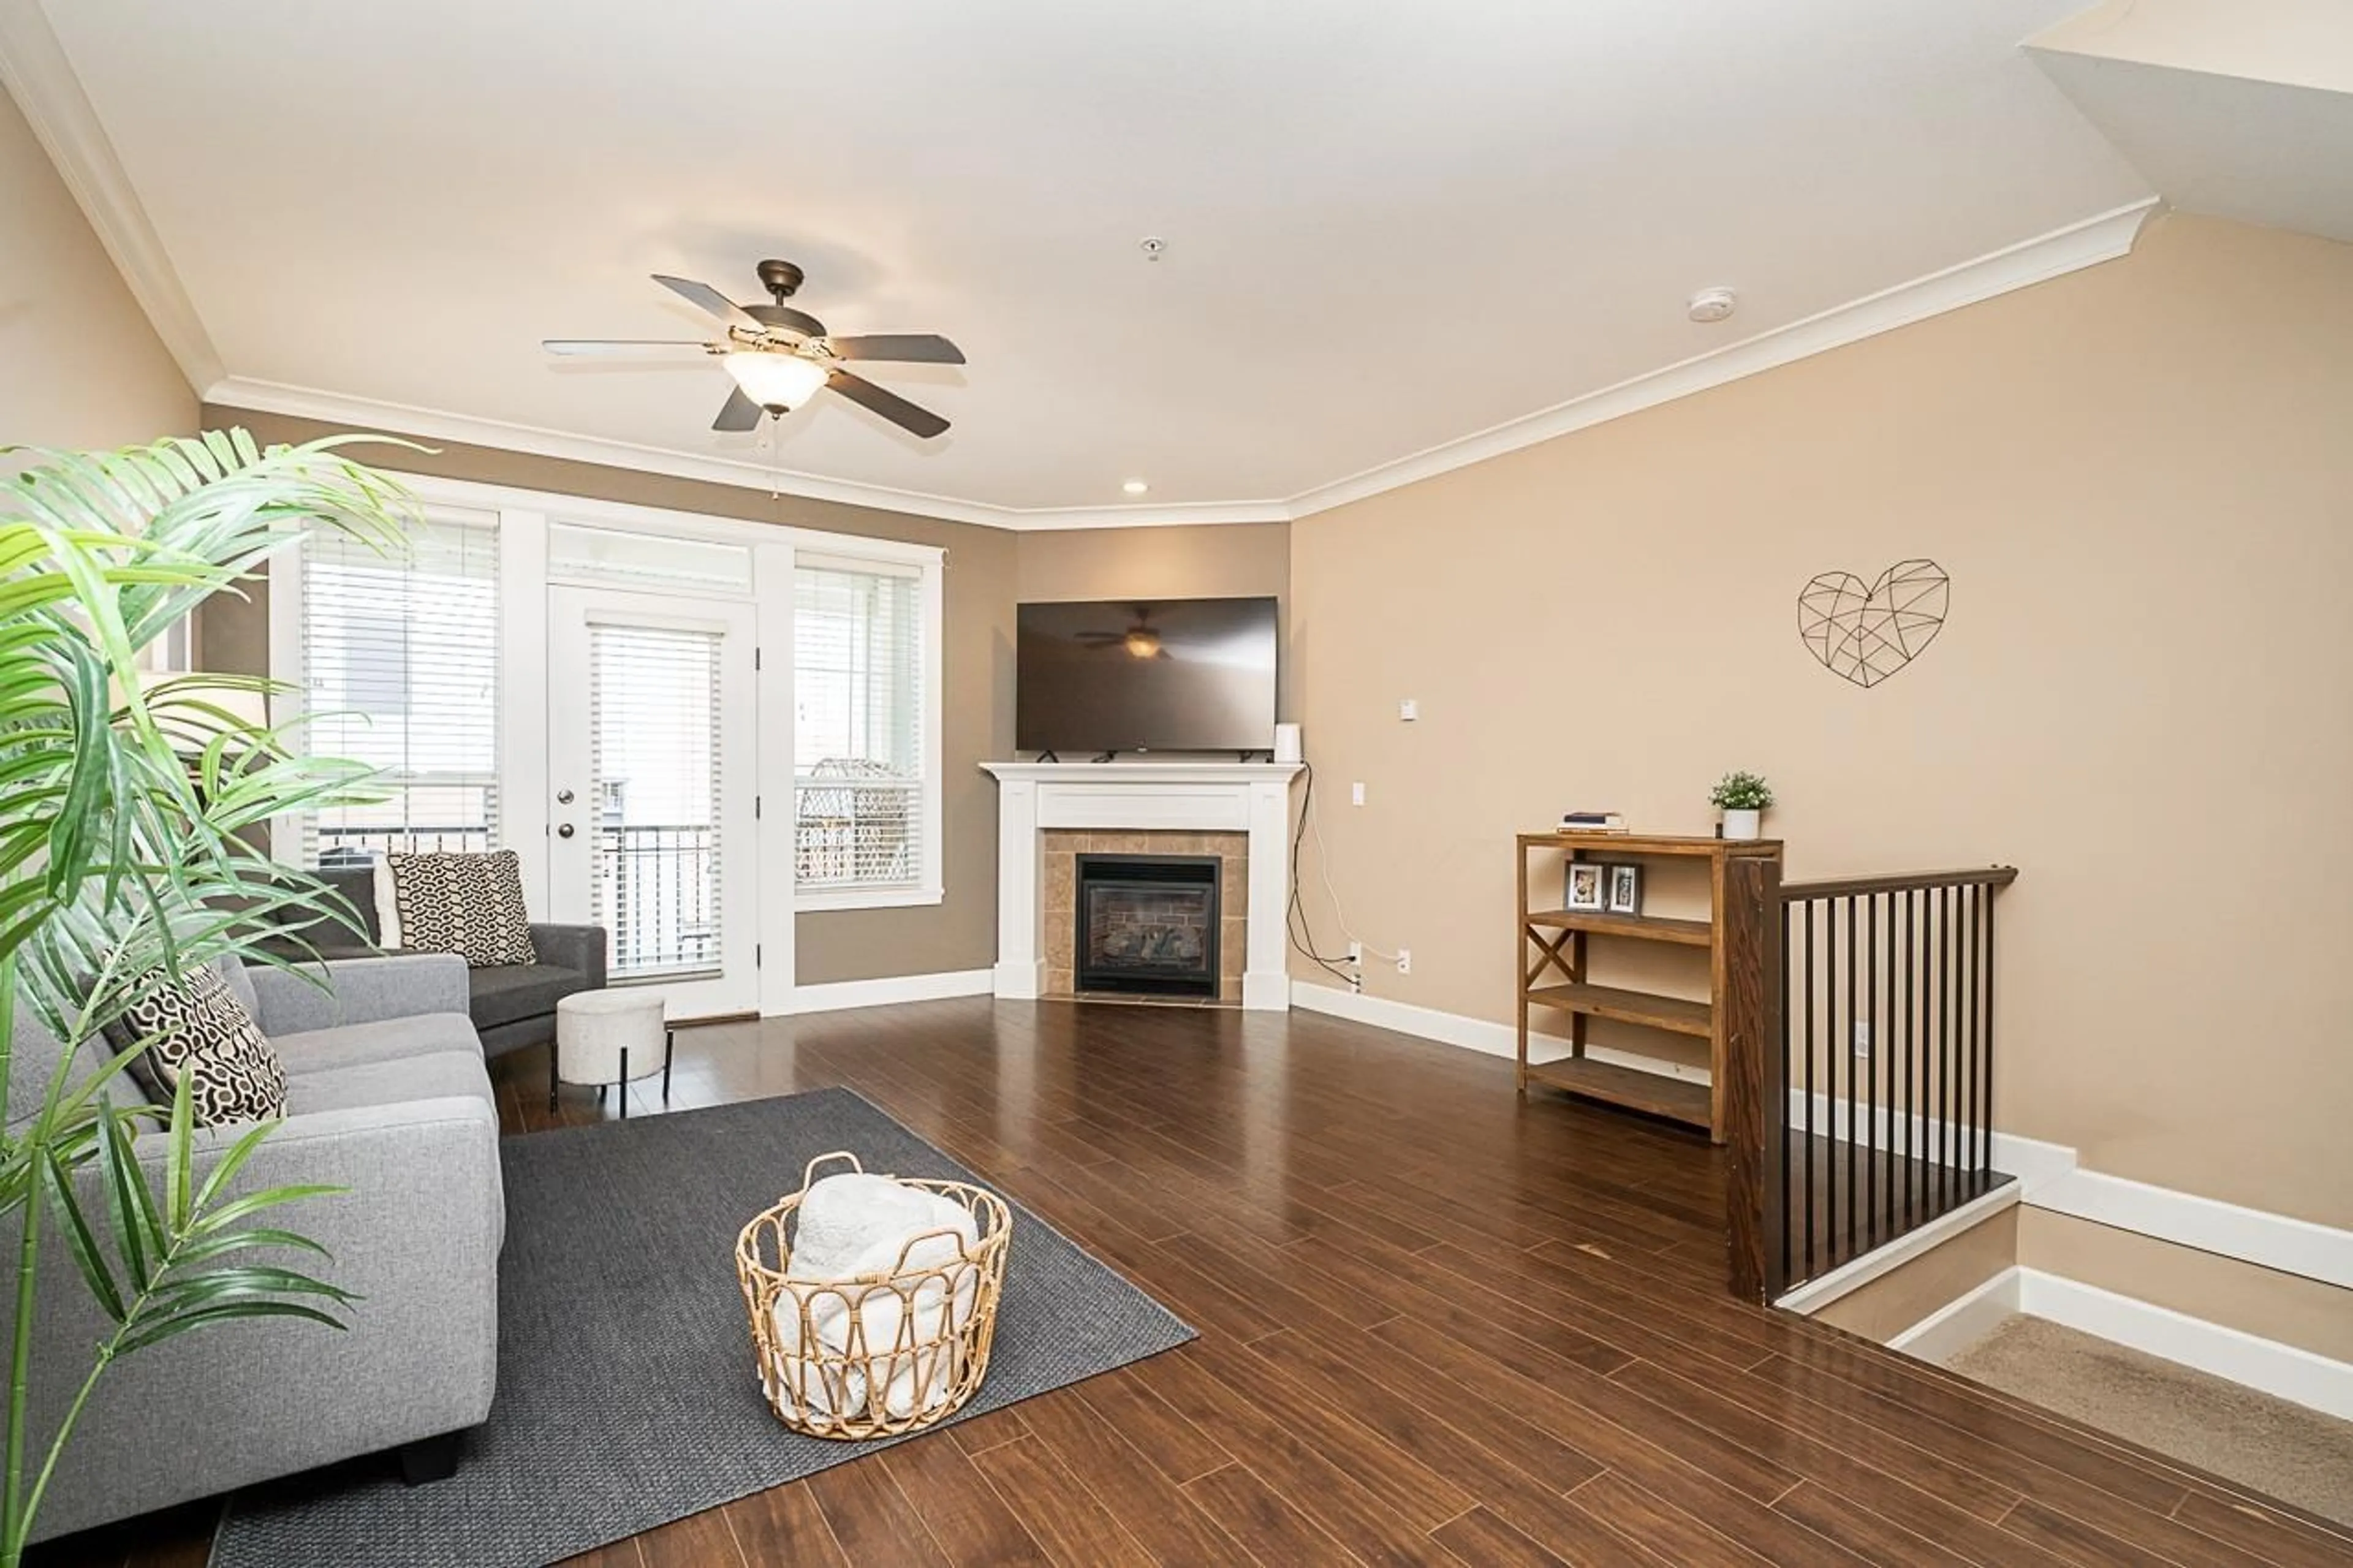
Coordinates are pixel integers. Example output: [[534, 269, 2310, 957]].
[[735, 1151, 1012, 1441]]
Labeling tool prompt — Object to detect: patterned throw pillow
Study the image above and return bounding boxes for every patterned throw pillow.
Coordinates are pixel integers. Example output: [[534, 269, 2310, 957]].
[[383, 849, 538, 968], [108, 963, 289, 1126]]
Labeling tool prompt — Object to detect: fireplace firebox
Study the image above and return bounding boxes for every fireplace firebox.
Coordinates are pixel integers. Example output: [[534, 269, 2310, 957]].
[[1074, 854, 1221, 998]]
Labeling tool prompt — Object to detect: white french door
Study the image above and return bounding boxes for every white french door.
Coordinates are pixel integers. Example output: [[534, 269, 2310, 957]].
[[546, 585, 760, 1020]]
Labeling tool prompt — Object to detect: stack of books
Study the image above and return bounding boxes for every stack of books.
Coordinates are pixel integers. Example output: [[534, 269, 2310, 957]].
[[1558, 810, 1628, 834]]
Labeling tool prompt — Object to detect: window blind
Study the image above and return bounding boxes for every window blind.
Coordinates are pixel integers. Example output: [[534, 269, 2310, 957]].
[[588, 622, 725, 980], [794, 559, 924, 890], [298, 515, 500, 866]]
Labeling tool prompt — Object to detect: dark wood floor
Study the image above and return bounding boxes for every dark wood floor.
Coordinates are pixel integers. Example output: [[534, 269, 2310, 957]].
[[39, 999, 2353, 1567]]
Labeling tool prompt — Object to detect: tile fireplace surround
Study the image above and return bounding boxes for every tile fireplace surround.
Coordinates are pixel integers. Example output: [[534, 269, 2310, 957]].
[[980, 763, 1304, 1012]]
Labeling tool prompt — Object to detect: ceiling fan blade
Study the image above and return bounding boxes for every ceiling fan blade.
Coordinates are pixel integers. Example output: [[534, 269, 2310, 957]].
[[826, 333, 966, 365], [653, 275, 763, 330], [825, 369, 950, 439], [543, 339, 711, 357], [712, 386, 763, 433]]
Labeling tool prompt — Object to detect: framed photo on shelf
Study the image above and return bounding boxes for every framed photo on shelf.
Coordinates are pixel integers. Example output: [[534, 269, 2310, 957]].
[[1604, 862, 1643, 915], [1564, 861, 1607, 913]]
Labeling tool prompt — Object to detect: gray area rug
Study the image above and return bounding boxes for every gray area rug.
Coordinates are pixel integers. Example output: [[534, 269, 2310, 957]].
[[211, 1087, 1195, 1567]]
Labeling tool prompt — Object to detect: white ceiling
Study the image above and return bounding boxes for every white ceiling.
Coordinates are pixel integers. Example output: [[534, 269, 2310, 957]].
[[21, 1, 2154, 522], [2028, 2, 2353, 248]]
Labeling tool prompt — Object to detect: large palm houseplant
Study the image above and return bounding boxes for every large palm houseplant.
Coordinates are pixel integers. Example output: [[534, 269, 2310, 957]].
[[0, 430, 412, 1562]]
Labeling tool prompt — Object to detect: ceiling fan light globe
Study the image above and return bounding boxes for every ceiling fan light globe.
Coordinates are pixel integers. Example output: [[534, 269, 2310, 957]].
[[722, 351, 829, 412], [1124, 629, 1162, 659]]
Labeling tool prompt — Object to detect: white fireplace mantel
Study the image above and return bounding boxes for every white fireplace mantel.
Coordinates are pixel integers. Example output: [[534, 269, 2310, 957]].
[[980, 762, 1304, 1011]]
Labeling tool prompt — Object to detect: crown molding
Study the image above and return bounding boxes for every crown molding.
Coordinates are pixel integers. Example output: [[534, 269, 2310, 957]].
[[203, 376, 1293, 532], [17, 0, 2156, 539], [216, 199, 2156, 533], [0, 0, 222, 393], [1281, 198, 2161, 518]]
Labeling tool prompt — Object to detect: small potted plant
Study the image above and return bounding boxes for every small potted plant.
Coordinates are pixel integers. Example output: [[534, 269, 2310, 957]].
[[1710, 770, 1774, 840]]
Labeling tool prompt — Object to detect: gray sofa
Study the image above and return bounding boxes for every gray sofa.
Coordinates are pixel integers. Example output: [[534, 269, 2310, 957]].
[[286, 863, 605, 1057], [12, 953, 502, 1544]]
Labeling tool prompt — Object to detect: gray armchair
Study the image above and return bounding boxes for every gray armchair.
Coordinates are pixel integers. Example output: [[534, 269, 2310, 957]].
[[279, 863, 605, 1057], [12, 952, 501, 1543]]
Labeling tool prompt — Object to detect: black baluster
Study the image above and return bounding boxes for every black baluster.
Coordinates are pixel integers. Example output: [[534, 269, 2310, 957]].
[[1864, 893, 1877, 1250], [1843, 895, 1857, 1267], [1769, 899, 1788, 1290], [1803, 897, 1816, 1282], [1941, 884, 1955, 1210], [1984, 883, 1998, 1180]]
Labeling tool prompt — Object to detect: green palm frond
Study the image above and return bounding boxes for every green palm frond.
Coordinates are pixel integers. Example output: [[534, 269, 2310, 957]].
[[0, 430, 416, 1562]]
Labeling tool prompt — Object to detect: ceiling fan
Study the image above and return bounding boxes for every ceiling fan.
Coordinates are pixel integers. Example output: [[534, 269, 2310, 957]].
[[544, 259, 963, 439], [1075, 606, 1170, 659]]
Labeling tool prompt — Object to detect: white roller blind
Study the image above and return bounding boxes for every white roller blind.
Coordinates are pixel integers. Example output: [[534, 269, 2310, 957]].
[[794, 560, 924, 890], [298, 515, 500, 866], [588, 622, 724, 980]]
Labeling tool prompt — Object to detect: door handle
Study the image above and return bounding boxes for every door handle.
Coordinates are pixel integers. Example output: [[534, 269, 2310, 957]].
[[556, 824, 576, 839], [556, 789, 575, 805]]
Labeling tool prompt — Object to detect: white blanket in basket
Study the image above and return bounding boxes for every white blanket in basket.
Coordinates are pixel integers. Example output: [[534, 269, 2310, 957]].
[[770, 1172, 982, 1421]]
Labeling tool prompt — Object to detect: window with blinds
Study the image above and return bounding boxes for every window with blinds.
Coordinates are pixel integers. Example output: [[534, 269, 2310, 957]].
[[297, 515, 500, 866], [794, 556, 927, 893], [588, 622, 726, 980]]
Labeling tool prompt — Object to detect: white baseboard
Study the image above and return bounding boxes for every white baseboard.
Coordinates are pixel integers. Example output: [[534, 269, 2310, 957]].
[[1783, 1086, 2078, 1195], [1287, 980, 1711, 1081], [2019, 1271, 2353, 1423], [2031, 1168, 2353, 1292], [790, 969, 994, 1015], [1888, 1266, 2353, 1422], [1287, 978, 2350, 1296], [1889, 1265, 2021, 1362], [1775, 1182, 2020, 1315]]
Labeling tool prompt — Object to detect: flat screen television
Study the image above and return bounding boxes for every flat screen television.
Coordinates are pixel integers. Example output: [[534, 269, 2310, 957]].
[[1017, 597, 1278, 754]]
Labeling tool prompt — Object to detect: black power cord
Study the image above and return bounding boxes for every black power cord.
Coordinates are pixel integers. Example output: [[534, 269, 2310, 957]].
[[1285, 760, 1359, 986]]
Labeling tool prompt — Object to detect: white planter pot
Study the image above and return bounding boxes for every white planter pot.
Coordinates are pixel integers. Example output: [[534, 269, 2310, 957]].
[[1721, 808, 1763, 841]]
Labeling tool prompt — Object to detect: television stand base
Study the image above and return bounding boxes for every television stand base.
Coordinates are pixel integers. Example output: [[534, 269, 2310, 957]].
[[1091, 750, 1120, 763]]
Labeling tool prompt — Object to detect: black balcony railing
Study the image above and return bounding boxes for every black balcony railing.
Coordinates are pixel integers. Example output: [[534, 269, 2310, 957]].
[[599, 824, 718, 979], [317, 823, 719, 979]]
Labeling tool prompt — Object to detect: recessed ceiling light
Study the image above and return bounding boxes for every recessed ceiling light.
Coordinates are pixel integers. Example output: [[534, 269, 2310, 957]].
[[1122, 479, 1150, 495]]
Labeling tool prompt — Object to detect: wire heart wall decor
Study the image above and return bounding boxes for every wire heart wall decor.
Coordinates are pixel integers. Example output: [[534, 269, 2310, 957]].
[[1797, 559, 1949, 688]]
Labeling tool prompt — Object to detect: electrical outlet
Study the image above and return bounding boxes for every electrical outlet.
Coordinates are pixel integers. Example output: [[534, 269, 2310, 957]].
[[1399, 699, 1419, 721], [1396, 948, 1412, 974], [1853, 1021, 1872, 1055], [1346, 940, 1363, 965], [1351, 781, 1366, 806]]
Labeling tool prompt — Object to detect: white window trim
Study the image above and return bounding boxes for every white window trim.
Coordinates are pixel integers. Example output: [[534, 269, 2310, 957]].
[[795, 885, 946, 912], [790, 545, 945, 912]]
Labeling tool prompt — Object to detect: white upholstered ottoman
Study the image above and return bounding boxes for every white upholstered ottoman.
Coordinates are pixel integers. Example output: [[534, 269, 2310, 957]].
[[552, 989, 672, 1117]]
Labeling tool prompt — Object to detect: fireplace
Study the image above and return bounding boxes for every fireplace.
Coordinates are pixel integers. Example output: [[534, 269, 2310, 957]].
[[1074, 854, 1221, 998]]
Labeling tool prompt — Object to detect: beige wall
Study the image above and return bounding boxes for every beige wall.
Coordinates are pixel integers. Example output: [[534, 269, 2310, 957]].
[[197, 406, 1015, 987], [0, 83, 193, 450], [1015, 522, 1293, 716], [2019, 1207, 2353, 1364], [1290, 214, 2353, 1229]]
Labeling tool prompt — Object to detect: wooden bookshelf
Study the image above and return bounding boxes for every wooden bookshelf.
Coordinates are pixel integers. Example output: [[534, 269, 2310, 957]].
[[1517, 831, 1783, 1143]]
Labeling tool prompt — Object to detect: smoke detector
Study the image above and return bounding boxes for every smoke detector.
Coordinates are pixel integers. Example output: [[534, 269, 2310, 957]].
[[1687, 287, 1738, 324]]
